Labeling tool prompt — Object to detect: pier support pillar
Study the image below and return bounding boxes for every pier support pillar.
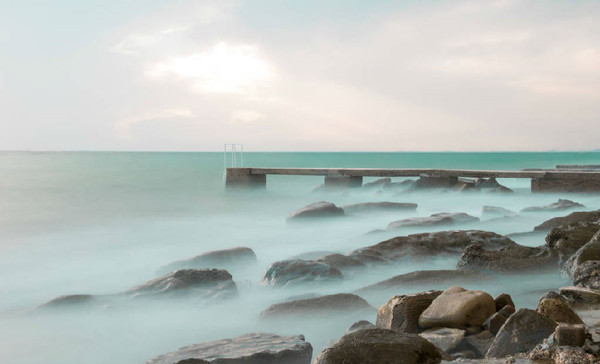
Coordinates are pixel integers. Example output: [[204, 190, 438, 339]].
[[531, 177, 600, 193], [225, 168, 266, 189], [324, 176, 363, 189]]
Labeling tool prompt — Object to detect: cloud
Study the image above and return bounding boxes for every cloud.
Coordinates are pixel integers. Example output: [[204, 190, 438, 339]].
[[115, 109, 194, 140], [231, 110, 264, 123]]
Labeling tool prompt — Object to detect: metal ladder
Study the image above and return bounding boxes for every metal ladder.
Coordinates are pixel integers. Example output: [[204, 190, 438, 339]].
[[223, 144, 244, 180]]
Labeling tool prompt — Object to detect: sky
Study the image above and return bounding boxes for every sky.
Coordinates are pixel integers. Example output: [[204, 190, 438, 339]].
[[0, 0, 599, 151]]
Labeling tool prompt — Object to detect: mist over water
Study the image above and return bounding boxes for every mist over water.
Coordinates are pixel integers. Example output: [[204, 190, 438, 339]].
[[1, 151, 600, 364]]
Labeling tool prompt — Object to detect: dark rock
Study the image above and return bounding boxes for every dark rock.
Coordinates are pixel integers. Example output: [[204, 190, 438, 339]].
[[476, 178, 501, 188], [362, 178, 391, 189], [144, 333, 313, 364], [419, 327, 465, 352], [342, 202, 417, 213], [346, 320, 375, 333], [262, 260, 342, 287], [462, 330, 495, 358], [316, 254, 365, 271], [546, 221, 600, 268], [559, 286, 600, 304], [486, 185, 514, 193], [387, 213, 479, 229], [383, 180, 414, 191], [419, 287, 496, 330], [376, 290, 442, 333], [522, 199, 585, 213], [534, 210, 600, 231], [494, 293, 515, 311], [157, 247, 257, 275], [259, 293, 372, 319], [482, 206, 518, 218], [537, 297, 584, 324], [126, 269, 237, 300], [484, 305, 515, 335], [486, 308, 557, 358], [356, 269, 492, 293], [412, 175, 458, 189], [288, 251, 337, 260], [456, 243, 558, 273], [574, 260, 600, 290], [287, 201, 344, 220], [555, 323, 586, 347], [564, 230, 600, 276], [313, 328, 442, 364], [539, 290, 568, 303], [37, 294, 97, 310]]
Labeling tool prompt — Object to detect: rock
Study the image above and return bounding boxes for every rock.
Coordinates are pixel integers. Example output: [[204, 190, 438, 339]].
[[346, 320, 375, 333], [342, 202, 417, 213], [522, 199, 585, 213], [383, 180, 415, 191], [419, 287, 496, 330], [482, 206, 518, 218], [574, 260, 600, 290], [462, 330, 495, 358], [419, 327, 465, 352], [376, 290, 442, 333], [476, 178, 502, 189], [387, 213, 479, 229], [486, 185, 514, 193], [157, 247, 257, 275], [534, 210, 600, 231], [486, 308, 557, 358], [262, 260, 342, 287], [537, 297, 584, 324], [564, 231, 600, 276], [539, 290, 568, 303], [37, 294, 98, 310], [287, 201, 344, 220], [412, 175, 458, 189], [144, 333, 313, 364], [362, 178, 391, 189], [350, 230, 515, 265], [456, 243, 558, 273], [554, 347, 596, 364], [559, 286, 600, 304], [357, 270, 492, 293], [495, 293, 515, 311], [484, 305, 515, 335], [259, 293, 372, 319], [555, 323, 586, 347], [126, 269, 237, 300], [546, 221, 600, 268], [313, 328, 442, 364], [316, 254, 365, 271]]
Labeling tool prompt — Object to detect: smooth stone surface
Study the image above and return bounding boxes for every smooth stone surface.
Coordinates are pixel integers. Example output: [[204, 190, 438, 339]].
[[419, 287, 496, 330], [481, 206, 518, 218], [486, 308, 557, 358], [342, 202, 417, 213], [555, 323, 586, 347], [573, 260, 600, 290], [313, 328, 442, 364], [376, 290, 442, 333], [262, 260, 342, 287], [462, 330, 495, 358], [357, 270, 491, 293], [145, 333, 313, 364], [287, 201, 344, 220], [387, 213, 479, 229], [521, 199, 584, 212], [494, 293, 515, 311], [259, 293, 372, 319], [456, 243, 557, 273], [419, 327, 465, 352], [316, 254, 365, 271], [534, 210, 600, 231], [537, 297, 584, 324], [484, 305, 515, 335], [157, 247, 257, 275], [559, 286, 600, 303]]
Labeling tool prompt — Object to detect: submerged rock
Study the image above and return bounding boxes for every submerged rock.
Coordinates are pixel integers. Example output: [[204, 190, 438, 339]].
[[346, 320, 375, 333], [376, 290, 442, 333], [316, 254, 365, 271], [534, 210, 600, 231], [481, 206, 518, 218], [313, 328, 442, 364], [522, 199, 584, 213], [419, 287, 496, 330], [262, 260, 342, 287], [144, 333, 313, 364], [387, 213, 479, 229], [157, 247, 257, 275], [362, 177, 391, 189], [342, 201, 417, 213], [37, 294, 98, 310], [546, 221, 600, 268], [126, 269, 237, 300], [456, 243, 557, 273], [357, 269, 491, 293], [419, 327, 465, 353], [287, 201, 344, 220], [259, 293, 372, 319]]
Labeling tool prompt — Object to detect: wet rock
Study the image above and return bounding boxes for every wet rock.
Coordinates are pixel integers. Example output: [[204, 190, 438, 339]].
[[522, 199, 585, 213], [346, 320, 375, 333], [476, 178, 501, 189], [387, 213, 479, 229], [259, 293, 372, 319], [494, 293, 515, 311], [157, 247, 257, 275], [144, 332, 313, 364], [564, 231, 600, 276], [419, 287, 496, 330], [534, 210, 600, 231], [316, 254, 365, 271], [486, 185, 514, 193], [554, 347, 596, 364], [262, 260, 342, 287], [420, 327, 465, 352], [376, 290, 442, 333], [342, 202, 417, 213], [288, 251, 337, 260], [484, 305, 515, 335], [462, 330, 495, 358], [287, 201, 344, 220], [126, 269, 237, 300], [574, 260, 600, 290], [412, 175, 458, 189], [37, 294, 98, 310], [456, 243, 558, 273], [357, 270, 491, 293], [537, 296, 584, 324], [362, 178, 391, 189], [313, 328, 442, 364], [482, 206, 518, 218], [559, 286, 600, 304], [350, 230, 515, 265], [546, 221, 600, 268], [486, 308, 557, 358], [555, 323, 586, 347]]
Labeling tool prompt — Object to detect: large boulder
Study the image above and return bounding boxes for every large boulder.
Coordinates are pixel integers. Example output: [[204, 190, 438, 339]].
[[349, 230, 515, 265], [534, 210, 600, 231], [262, 260, 342, 287], [486, 308, 557, 358], [563, 230, 600, 276], [357, 270, 491, 294], [536, 297, 584, 324], [456, 243, 557, 273], [376, 290, 442, 333], [573, 260, 600, 290], [259, 293, 372, 319], [342, 202, 417, 213], [522, 199, 584, 213], [157, 247, 257, 275], [313, 328, 442, 364], [387, 213, 479, 229], [144, 333, 313, 364], [419, 287, 496, 330], [126, 269, 237, 300], [545, 221, 600, 268], [287, 201, 344, 220]]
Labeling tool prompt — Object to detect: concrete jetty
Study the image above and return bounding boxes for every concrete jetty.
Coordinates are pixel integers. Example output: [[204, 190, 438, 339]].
[[225, 166, 600, 192]]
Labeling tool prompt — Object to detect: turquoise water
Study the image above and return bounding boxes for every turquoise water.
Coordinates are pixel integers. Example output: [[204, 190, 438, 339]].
[[1, 151, 600, 363]]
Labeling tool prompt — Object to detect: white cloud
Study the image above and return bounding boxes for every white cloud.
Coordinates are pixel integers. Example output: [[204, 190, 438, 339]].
[[115, 109, 194, 140], [231, 110, 264, 123]]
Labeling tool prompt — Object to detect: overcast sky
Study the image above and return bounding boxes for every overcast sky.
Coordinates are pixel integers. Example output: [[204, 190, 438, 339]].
[[1, 0, 599, 151]]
